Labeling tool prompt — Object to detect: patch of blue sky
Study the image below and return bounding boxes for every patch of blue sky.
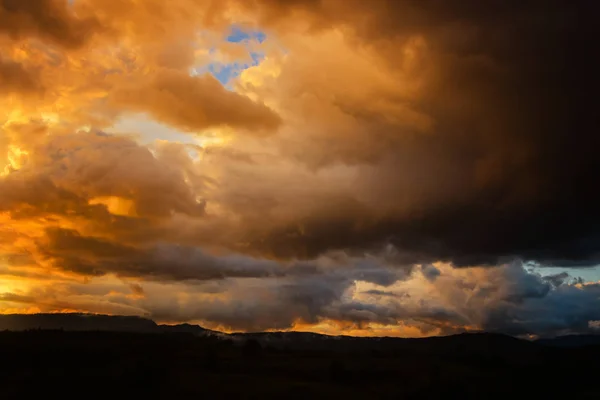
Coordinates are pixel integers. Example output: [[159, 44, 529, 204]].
[[529, 263, 600, 283], [226, 25, 267, 44], [203, 51, 265, 86], [191, 26, 268, 87]]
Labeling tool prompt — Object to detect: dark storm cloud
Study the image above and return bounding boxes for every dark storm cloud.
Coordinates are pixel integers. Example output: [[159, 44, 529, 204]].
[[36, 227, 408, 286], [1, 0, 599, 338], [543, 272, 571, 288], [482, 282, 600, 337], [421, 264, 441, 282], [4, 0, 597, 271], [147, 267, 408, 332], [362, 289, 409, 299], [233, 0, 600, 267], [38, 227, 285, 281]]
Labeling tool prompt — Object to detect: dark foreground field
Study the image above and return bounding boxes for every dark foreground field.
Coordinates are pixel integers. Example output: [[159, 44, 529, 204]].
[[1, 329, 599, 399]]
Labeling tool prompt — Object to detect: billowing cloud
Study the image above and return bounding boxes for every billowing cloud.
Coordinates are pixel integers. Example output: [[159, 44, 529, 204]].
[[0, 57, 42, 93], [0, 0, 599, 337], [0, 0, 99, 48], [111, 69, 281, 133], [2, 257, 598, 337], [216, 0, 600, 267]]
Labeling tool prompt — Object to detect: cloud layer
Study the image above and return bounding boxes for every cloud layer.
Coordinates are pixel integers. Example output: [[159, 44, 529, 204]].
[[0, 0, 598, 337]]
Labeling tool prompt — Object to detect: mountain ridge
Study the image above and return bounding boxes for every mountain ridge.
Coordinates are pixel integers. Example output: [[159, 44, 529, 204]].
[[1, 313, 598, 349]]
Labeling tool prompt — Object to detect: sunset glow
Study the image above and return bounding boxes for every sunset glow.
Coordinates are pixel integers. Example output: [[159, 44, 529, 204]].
[[0, 0, 599, 338]]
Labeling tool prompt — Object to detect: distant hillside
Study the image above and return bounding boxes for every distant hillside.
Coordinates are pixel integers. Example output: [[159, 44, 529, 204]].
[[1, 313, 599, 351], [0, 313, 214, 336], [233, 331, 542, 361], [0, 313, 158, 333], [1, 328, 599, 399], [159, 322, 218, 336]]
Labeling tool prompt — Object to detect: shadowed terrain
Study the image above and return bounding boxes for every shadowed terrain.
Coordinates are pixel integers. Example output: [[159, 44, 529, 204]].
[[0, 314, 598, 398]]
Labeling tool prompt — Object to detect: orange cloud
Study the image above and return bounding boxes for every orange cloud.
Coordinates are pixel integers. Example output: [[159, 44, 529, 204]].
[[0, 57, 43, 94], [111, 69, 281, 133], [0, 0, 100, 49], [1, 0, 599, 338]]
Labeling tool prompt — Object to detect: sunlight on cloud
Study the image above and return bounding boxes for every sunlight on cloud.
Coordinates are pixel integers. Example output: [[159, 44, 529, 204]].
[[0, 0, 598, 339], [110, 114, 201, 145], [88, 196, 137, 217], [2, 145, 28, 176]]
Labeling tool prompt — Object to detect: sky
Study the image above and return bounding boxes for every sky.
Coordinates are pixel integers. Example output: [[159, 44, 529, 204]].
[[0, 0, 599, 338]]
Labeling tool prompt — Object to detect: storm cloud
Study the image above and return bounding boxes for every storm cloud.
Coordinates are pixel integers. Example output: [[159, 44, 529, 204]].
[[0, 0, 598, 337]]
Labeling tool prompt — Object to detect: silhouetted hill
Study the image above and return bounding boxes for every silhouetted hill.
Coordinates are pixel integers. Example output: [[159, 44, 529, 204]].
[[0, 313, 225, 338], [0, 328, 599, 399], [159, 322, 219, 336], [0, 314, 599, 398], [234, 331, 543, 367], [0, 313, 158, 332], [2, 313, 599, 351]]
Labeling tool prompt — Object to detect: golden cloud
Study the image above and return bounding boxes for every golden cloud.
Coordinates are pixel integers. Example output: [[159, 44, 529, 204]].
[[0, 0, 599, 337], [111, 68, 281, 133]]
